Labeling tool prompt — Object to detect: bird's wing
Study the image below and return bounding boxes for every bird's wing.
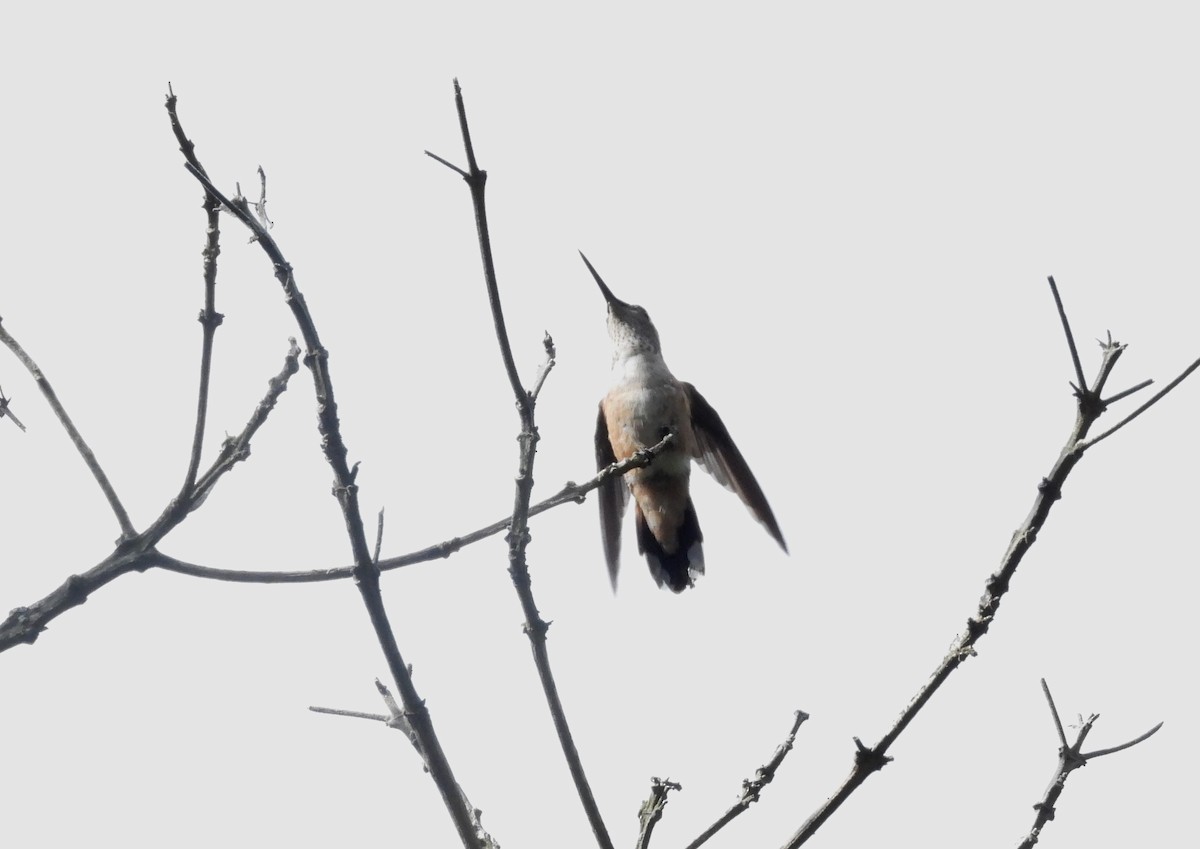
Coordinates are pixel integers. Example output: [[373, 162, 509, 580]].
[[595, 403, 629, 588], [684, 382, 787, 551]]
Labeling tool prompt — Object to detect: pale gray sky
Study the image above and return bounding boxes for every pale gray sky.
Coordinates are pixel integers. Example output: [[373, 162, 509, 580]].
[[3, 4, 1197, 847]]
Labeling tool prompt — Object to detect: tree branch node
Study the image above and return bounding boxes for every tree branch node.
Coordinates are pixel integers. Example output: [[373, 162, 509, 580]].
[[1036, 477, 1062, 501], [852, 738, 892, 773]]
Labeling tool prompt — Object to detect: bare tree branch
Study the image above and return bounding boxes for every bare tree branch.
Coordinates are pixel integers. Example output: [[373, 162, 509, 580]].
[[181, 155, 483, 847], [149, 432, 676, 584], [780, 278, 1197, 847], [1017, 680, 1162, 848], [684, 710, 809, 849], [427, 78, 613, 849], [0, 430, 675, 652], [0, 339, 303, 652], [1, 91, 288, 655]]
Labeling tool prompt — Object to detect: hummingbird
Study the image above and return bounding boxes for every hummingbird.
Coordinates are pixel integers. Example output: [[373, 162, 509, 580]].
[[582, 252, 787, 592]]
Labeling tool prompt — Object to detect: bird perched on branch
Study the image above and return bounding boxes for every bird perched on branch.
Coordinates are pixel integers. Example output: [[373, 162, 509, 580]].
[[583, 252, 787, 592]]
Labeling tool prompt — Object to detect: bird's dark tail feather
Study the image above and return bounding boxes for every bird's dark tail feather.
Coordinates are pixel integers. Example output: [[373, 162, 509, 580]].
[[636, 499, 705, 592]]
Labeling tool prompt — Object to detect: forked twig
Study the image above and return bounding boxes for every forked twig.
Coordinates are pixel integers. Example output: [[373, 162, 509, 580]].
[[0, 339, 304, 652], [426, 80, 529, 419], [0, 91, 302, 653], [1017, 679, 1162, 848]]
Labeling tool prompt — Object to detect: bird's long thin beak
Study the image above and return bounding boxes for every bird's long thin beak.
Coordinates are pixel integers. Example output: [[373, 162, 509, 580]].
[[579, 251, 624, 307]]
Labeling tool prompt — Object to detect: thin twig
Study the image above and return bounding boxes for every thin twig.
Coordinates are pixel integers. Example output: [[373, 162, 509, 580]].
[[1081, 722, 1164, 760], [309, 705, 389, 723], [1100, 378, 1153, 407], [312, 682, 500, 849], [373, 507, 385, 564], [531, 333, 557, 402], [0, 384, 27, 431], [1047, 276, 1087, 392], [1079, 355, 1200, 449], [426, 79, 530, 421], [685, 710, 809, 849], [164, 84, 224, 498], [0, 317, 135, 537], [170, 339, 302, 520], [428, 79, 612, 849], [780, 279, 1185, 847], [1041, 678, 1068, 749], [424, 150, 468, 178], [1017, 681, 1162, 849]]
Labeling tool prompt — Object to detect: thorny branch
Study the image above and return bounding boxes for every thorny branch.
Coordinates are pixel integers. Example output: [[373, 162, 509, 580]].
[[780, 278, 1197, 847]]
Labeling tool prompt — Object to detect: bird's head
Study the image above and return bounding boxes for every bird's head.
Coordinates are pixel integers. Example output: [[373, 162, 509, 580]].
[[579, 251, 662, 356]]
